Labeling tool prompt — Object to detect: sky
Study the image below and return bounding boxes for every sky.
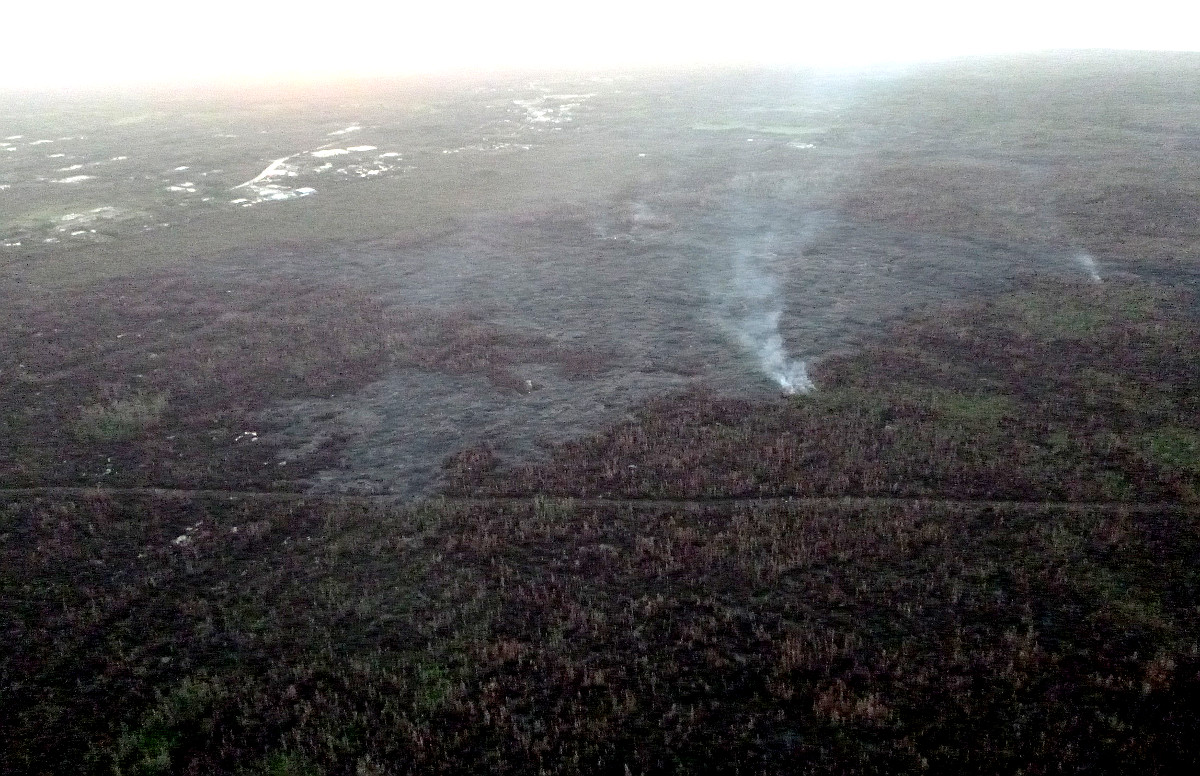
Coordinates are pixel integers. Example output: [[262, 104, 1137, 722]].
[[2, 1, 1198, 89]]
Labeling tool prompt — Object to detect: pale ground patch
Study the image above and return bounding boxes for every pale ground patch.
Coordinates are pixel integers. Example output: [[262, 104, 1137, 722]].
[[232, 185, 317, 206]]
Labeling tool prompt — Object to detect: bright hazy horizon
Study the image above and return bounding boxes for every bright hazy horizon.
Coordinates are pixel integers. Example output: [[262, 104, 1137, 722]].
[[2, 0, 1199, 90]]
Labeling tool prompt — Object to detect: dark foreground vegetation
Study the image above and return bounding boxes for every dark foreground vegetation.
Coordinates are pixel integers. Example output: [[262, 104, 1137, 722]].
[[4, 278, 1199, 774], [4, 493, 1198, 775]]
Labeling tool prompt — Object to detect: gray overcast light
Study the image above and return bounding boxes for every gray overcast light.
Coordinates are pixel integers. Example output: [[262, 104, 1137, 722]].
[[3, 0, 1199, 88]]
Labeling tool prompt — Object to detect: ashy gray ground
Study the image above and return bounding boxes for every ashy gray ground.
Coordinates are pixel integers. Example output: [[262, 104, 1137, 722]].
[[4, 55, 1197, 497]]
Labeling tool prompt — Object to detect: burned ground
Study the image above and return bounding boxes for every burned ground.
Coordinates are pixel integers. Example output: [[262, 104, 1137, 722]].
[[446, 279, 1200, 504], [2, 54, 1200, 774]]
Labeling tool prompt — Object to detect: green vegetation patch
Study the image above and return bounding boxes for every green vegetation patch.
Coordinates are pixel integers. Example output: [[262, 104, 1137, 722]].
[[999, 290, 1110, 337], [996, 282, 1178, 341], [1138, 427, 1200, 501], [74, 393, 167, 442], [922, 388, 1017, 427], [1140, 427, 1200, 473]]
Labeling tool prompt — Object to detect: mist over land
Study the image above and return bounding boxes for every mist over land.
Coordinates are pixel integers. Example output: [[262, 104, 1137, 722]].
[[5, 52, 1197, 496], [3, 52, 1200, 774]]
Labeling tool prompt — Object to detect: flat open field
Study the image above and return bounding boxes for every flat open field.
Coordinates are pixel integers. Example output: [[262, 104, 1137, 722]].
[[2, 52, 1199, 773], [4, 52, 1198, 497]]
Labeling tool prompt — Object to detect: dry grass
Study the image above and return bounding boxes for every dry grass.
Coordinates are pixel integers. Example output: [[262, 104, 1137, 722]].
[[2, 492, 1197, 774]]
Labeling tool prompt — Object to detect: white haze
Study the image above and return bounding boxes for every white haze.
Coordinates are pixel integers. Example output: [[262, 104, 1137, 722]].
[[1, 1, 1199, 89]]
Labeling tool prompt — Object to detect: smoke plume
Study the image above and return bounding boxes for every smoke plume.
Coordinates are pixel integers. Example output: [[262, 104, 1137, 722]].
[[723, 238, 814, 395], [1075, 251, 1102, 283]]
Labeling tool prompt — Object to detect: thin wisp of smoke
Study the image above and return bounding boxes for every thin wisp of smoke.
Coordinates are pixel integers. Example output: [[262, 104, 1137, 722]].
[[723, 239, 814, 395], [1075, 251, 1102, 283]]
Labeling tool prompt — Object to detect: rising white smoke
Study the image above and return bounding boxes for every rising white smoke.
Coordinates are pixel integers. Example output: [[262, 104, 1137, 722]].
[[1075, 251, 1102, 283], [724, 240, 814, 395]]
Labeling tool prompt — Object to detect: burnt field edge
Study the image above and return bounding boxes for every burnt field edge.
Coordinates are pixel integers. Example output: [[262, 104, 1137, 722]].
[[0, 486, 1195, 514]]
